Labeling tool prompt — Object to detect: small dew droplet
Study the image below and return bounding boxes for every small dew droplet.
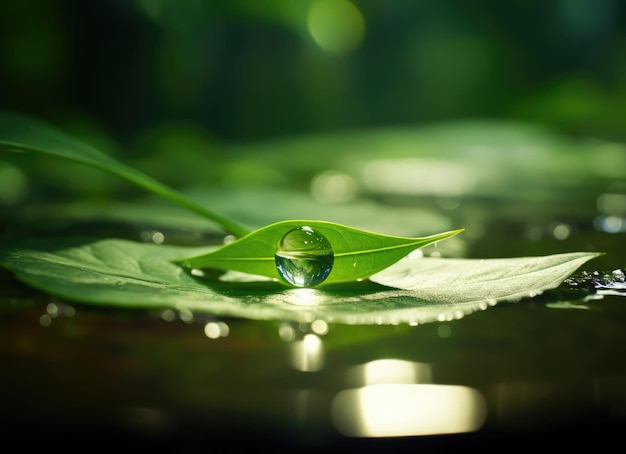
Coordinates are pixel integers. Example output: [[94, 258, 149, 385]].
[[275, 226, 334, 288]]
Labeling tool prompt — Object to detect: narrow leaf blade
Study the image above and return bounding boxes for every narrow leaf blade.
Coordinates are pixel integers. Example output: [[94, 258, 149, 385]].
[[176, 220, 464, 285], [0, 111, 248, 237]]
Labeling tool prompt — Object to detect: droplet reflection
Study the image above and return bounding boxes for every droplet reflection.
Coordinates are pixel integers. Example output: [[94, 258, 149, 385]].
[[275, 226, 334, 287]]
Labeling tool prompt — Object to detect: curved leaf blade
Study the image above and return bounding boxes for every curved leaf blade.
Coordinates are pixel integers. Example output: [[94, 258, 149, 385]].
[[0, 111, 249, 237], [175, 220, 464, 286]]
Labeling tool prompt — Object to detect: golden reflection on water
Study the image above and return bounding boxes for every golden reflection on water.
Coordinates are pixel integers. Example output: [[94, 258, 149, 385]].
[[289, 333, 325, 372], [279, 318, 329, 372], [347, 359, 432, 387], [332, 358, 486, 437], [332, 383, 487, 437]]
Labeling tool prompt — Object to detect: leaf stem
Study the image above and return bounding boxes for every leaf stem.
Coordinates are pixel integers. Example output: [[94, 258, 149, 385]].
[[102, 162, 250, 237], [0, 112, 250, 238]]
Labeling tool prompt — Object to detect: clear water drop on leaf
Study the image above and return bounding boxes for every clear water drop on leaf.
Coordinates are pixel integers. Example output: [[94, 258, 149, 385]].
[[275, 226, 334, 287]]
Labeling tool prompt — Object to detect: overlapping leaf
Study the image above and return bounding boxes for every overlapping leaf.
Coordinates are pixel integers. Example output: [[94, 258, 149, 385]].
[[175, 220, 464, 286]]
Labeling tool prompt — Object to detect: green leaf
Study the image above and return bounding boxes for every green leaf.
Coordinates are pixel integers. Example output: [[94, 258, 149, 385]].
[[175, 220, 464, 286], [0, 238, 601, 325], [369, 251, 605, 302], [0, 111, 249, 237]]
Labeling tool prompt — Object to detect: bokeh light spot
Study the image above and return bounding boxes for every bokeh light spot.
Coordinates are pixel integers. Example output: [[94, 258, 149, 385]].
[[311, 170, 357, 204], [204, 321, 230, 339], [307, 0, 365, 55]]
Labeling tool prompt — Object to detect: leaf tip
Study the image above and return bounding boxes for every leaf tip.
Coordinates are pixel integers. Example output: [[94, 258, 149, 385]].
[[438, 227, 465, 240]]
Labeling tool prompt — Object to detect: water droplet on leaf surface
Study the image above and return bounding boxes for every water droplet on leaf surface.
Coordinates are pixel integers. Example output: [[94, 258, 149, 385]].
[[275, 226, 334, 287]]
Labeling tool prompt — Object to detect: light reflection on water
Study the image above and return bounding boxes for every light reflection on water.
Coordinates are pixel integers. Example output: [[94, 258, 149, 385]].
[[346, 358, 433, 386], [281, 320, 329, 372], [289, 333, 325, 372], [38, 301, 76, 327], [594, 189, 626, 233], [203, 320, 229, 339], [331, 383, 487, 437], [331, 358, 486, 437], [594, 215, 626, 233]]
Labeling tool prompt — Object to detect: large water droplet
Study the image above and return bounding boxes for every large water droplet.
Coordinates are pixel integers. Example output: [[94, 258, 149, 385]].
[[275, 226, 334, 287]]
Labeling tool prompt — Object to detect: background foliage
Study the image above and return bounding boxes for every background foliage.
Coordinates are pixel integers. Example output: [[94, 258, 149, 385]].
[[1, 0, 625, 146]]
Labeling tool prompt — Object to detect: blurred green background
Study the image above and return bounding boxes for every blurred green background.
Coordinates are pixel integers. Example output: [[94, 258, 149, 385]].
[[1, 0, 626, 145]]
